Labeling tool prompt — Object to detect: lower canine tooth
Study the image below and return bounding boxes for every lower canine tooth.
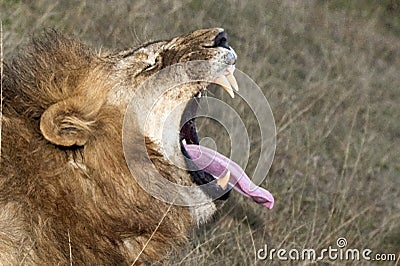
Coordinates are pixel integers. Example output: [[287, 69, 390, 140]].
[[217, 170, 230, 189], [215, 76, 235, 98]]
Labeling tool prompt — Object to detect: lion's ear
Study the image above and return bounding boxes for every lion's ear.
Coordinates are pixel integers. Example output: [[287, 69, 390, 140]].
[[40, 97, 97, 146]]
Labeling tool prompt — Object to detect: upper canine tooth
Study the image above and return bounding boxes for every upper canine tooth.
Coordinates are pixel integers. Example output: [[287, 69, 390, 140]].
[[226, 74, 239, 92], [214, 75, 235, 98], [217, 170, 230, 189]]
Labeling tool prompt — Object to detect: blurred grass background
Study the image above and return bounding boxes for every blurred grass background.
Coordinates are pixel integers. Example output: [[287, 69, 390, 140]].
[[1, 0, 400, 265]]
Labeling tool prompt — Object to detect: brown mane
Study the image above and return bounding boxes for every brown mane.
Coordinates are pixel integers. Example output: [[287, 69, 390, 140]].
[[1, 31, 191, 264]]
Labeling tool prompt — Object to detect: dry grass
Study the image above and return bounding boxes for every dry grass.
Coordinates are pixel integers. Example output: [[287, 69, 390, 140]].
[[1, 0, 400, 265]]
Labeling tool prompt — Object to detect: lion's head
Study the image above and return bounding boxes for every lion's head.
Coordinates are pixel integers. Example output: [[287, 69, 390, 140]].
[[1, 28, 272, 264]]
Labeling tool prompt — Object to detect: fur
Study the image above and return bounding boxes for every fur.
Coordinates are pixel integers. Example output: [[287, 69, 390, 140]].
[[0, 28, 232, 264]]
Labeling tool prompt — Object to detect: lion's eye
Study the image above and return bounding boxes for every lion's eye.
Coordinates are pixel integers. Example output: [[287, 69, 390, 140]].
[[143, 56, 160, 72], [143, 64, 157, 71]]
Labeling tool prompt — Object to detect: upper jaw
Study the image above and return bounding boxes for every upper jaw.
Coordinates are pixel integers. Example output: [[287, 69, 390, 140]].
[[140, 28, 240, 160], [220, 46, 237, 66]]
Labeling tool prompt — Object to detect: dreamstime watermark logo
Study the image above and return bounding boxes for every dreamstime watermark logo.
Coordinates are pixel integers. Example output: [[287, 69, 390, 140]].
[[257, 237, 398, 262], [122, 60, 276, 207]]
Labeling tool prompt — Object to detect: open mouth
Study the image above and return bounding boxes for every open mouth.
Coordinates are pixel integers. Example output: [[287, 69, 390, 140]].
[[179, 96, 231, 201], [179, 66, 275, 209]]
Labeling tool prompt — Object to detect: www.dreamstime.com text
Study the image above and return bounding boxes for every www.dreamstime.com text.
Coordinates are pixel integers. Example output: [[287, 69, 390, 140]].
[[257, 237, 398, 262]]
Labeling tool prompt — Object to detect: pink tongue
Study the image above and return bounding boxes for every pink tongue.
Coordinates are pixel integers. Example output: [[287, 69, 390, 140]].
[[184, 144, 274, 209]]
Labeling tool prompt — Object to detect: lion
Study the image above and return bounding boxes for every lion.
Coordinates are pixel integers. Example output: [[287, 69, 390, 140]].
[[0, 28, 273, 265]]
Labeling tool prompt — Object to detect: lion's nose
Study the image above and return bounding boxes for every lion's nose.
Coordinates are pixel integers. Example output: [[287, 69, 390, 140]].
[[214, 31, 229, 49]]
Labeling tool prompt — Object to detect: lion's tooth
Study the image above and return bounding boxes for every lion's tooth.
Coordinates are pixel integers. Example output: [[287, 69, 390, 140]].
[[214, 75, 235, 98], [226, 74, 239, 92], [217, 170, 230, 189]]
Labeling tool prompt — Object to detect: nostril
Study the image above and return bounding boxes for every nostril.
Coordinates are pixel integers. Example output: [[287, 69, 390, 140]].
[[214, 32, 229, 49]]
